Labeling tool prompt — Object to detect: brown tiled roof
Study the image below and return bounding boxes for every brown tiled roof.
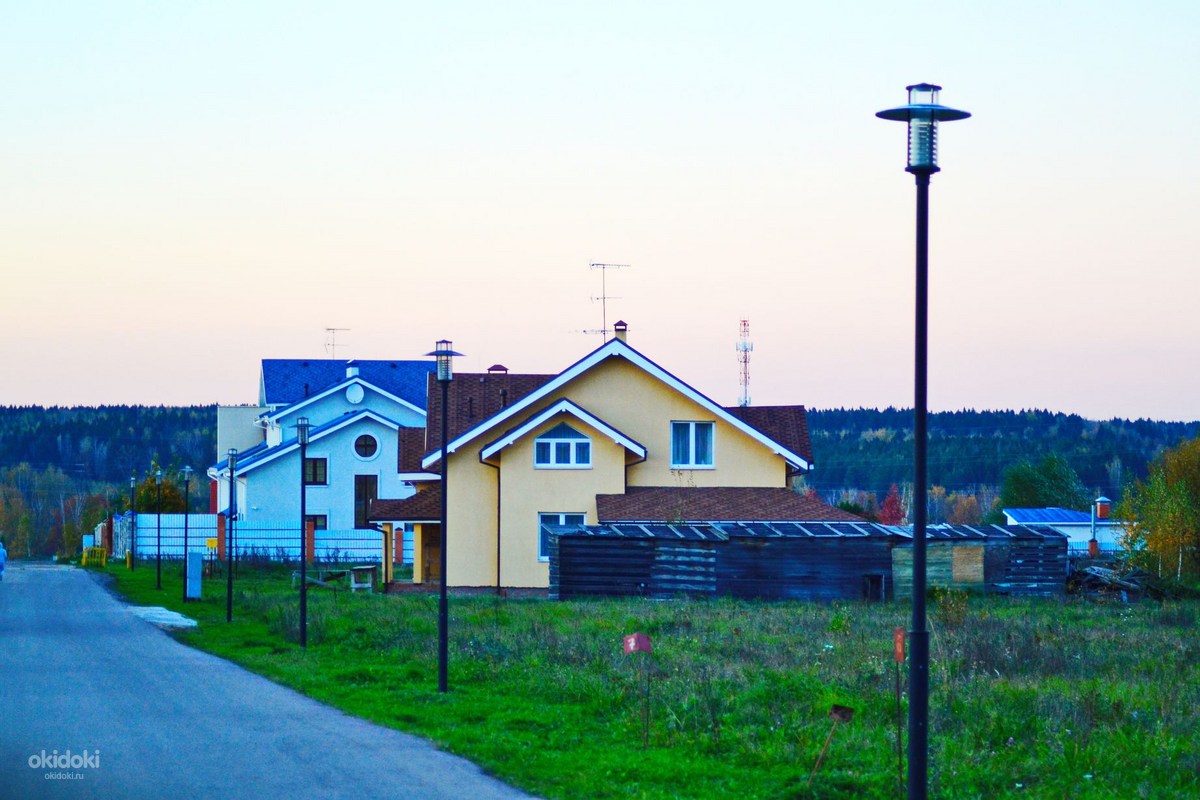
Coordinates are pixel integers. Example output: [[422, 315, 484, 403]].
[[596, 486, 862, 523], [423, 372, 556, 456], [723, 405, 813, 467], [370, 487, 442, 522], [397, 427, 428, 473]]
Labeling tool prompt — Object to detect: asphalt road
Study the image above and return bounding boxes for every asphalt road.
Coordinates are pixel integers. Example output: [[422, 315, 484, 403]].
[[0, 563, 537, 800]]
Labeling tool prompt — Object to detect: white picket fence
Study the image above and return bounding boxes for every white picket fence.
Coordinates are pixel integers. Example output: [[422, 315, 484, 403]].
[[130, 515, 410, 564]]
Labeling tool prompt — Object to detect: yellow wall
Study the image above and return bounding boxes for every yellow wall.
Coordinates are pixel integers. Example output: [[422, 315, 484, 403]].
[[444, 354, 793, 588], [535, 358, 789, 488], [446, 456, 500, 587], [496, 416, 629, 588]]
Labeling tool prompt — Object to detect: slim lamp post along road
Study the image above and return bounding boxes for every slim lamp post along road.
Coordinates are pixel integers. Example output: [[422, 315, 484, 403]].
[[296, 417, 310, 649], [181, 466, 192, 602], [226, 448, 238, 623], [129, 473, 137, 570], [155, 468, 163, 590], [425, 339, 462, 694], [877, 83, 969, 800]]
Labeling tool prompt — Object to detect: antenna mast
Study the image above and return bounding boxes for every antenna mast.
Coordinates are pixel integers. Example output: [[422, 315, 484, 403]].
[[584, 263, 629, 339], [736, 319, 753, 407], [324, 328, 350, 360]]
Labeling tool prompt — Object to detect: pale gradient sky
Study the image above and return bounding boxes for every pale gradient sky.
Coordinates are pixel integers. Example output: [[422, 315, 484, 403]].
[[3, 1, 1198, 420]]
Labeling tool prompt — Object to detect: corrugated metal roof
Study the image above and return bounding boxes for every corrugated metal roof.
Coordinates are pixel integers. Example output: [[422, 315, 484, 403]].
[[549, 521, 897, 541], [892, 524, 1069, 541], [1003, 507, 1091, 524]]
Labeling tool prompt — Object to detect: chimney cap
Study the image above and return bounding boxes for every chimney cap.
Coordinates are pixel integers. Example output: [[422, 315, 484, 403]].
[[613, 320, 629, 343], [487, 364, 509, 374]]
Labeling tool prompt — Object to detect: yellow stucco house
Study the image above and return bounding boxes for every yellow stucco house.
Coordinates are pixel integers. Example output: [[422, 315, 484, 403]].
[[372, 323, 853, 589]]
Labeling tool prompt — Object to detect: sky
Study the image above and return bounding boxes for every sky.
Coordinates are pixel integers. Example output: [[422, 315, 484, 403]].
[[3, 1, 1198, 421]]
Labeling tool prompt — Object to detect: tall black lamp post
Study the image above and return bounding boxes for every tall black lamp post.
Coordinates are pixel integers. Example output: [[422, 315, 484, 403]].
[[129, 472, 137, 570], [226, 448, 238, 623], [878, 83, 970, 799], [426, 339, 462, 693], [181, 466, 193, 602], [296, 417, 311, 648], [155, 468, 163, 590]]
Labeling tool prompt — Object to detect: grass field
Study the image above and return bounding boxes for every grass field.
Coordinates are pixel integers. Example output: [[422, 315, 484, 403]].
[[96, 561, 1200, 799]]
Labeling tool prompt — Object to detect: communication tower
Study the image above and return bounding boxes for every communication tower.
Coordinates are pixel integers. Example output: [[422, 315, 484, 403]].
[[736, 319, 753, 407]]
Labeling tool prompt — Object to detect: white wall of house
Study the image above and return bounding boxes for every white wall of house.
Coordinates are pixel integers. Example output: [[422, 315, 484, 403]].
[[217, 406, 266, 455], [241, 416, 417, 530]]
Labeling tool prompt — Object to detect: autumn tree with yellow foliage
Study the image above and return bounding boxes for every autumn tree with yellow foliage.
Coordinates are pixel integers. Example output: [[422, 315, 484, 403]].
[[1118, 438, 1200, 582]]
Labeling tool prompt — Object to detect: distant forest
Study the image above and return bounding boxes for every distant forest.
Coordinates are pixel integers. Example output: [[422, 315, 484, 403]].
[[806, 408, 1200, 498], [2, 405, 1198, 495], [0, 405, 216, 483], [2, 404, 1199, 557]]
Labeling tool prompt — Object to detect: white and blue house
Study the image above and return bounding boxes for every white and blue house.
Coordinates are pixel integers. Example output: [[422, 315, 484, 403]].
[[209, 359, 435, 537]]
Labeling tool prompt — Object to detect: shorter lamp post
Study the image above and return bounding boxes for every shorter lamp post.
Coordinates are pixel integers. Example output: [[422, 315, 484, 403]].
[[181, 466, 193, 602], [425, 338, 462, 693], [226, 448, 238, 623], [155, 468, 163, 590], [129, 472, 137, 570], [297, 417, 310, 648]]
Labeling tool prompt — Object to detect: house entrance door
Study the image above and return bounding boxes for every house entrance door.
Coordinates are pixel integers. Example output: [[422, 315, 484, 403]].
[[354, 475, 378, 529]]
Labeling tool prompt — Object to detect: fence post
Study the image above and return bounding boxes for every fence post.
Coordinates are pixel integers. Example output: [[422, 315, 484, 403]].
[[216, 514, 226, 560], [306, 519, 315, 564]]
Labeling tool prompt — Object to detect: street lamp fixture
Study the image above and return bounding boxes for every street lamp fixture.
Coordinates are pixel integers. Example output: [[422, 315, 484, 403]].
[[155, 468, 163, 590], [226, 448, 238, 623], [425, 339, 463, 693], [878, 82, 969, 800], [181, 466, 193, 602], [296, 417, 311, 648]]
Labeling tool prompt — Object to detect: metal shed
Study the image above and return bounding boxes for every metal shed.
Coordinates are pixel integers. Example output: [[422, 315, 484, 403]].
[[548, 521, 899, 601], [891, 524, 1069, 597]]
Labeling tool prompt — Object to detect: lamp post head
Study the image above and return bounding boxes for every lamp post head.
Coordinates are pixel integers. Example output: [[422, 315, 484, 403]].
[[130, 473, 136, 489], [296, 416, 310, 446], [155, 468, 163, 486], [182, 466, 193, 485], [426, 339, 464, 383], [227, 448, 238, 473], [877, 83, 970, 174]]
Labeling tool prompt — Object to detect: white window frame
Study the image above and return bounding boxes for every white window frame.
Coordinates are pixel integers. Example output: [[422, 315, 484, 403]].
[[533, 425, 592, 469], [671, 421, 715, 469], [538, 512, 585, 561]]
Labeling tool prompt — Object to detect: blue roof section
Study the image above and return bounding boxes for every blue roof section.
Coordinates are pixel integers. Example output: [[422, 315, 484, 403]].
[[210, 411, 402, 472], [260, 359, 436, 410], [1003, 508, 1091, 524]]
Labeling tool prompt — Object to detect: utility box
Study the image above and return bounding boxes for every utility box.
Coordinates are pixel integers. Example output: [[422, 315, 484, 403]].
[[186, 551, 203, 600]]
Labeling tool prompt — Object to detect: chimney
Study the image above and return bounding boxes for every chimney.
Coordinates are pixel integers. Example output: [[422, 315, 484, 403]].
[[346, 359, 360, 378], [613, 320, 628, 343], [487, 364, 509, 374]]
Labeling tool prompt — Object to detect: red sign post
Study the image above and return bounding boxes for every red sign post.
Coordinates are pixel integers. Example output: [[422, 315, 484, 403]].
[[624, 632, 653, 748]]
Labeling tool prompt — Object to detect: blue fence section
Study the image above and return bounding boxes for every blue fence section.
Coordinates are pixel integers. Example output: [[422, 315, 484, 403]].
[[130, 515, 395, 564]]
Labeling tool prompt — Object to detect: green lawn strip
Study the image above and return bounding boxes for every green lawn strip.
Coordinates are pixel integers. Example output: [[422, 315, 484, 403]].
[[95, 563, 1200, 799]]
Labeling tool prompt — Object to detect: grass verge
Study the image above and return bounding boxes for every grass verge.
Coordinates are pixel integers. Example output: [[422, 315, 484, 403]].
[[96, 562, 1200, 799]]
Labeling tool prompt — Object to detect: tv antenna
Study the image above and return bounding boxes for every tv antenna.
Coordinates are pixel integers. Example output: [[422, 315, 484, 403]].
[[736, 319, 753, 407], [583, 263, 629, 339], [324, 328, 350, 359]]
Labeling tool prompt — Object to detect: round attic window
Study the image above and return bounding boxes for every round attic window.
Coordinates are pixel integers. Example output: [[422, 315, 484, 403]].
[[345, 384, 365, 404], [355, 434, 378, 458]]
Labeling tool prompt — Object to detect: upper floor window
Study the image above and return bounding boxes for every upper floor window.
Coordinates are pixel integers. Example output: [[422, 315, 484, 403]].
[[671, 421, 714, 468], [534, 423, 591, 469], [354, 434, 379, 459], [304, 457, 328, 485]]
